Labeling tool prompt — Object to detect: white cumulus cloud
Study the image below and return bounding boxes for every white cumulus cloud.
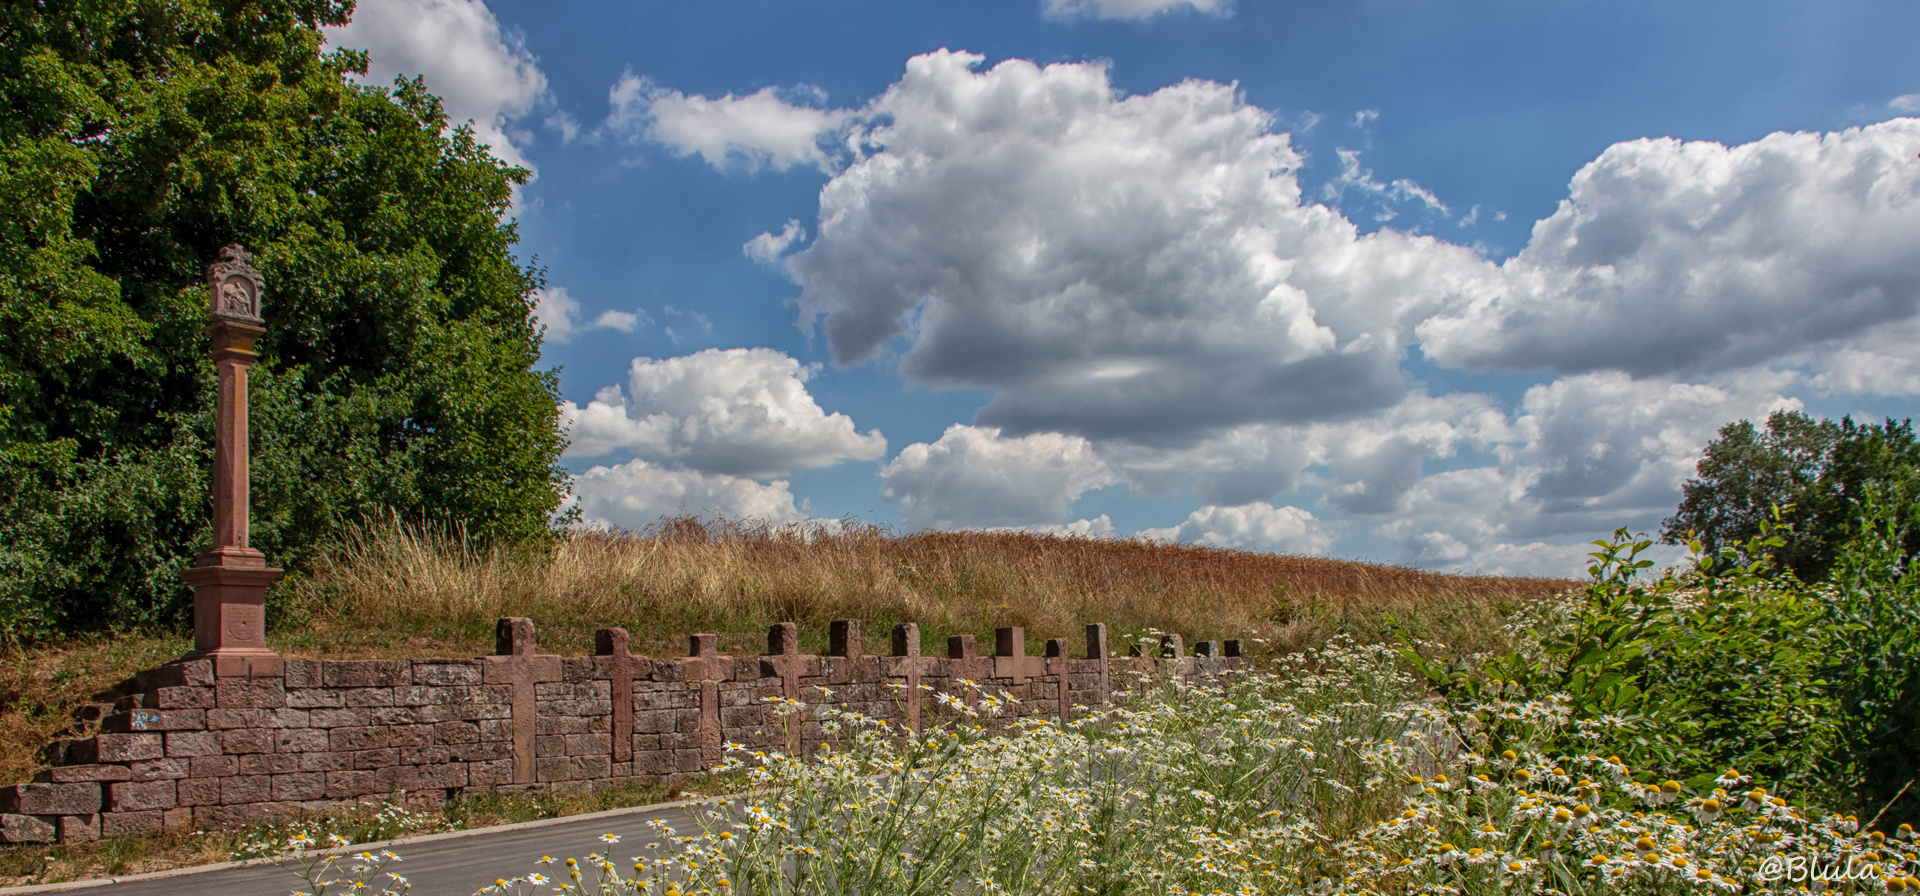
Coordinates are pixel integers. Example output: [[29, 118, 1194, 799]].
[[879, 425, 1116, 529], [784, 50, 1490, 440], [1801, 316, 1920, 395], [590, 309, 647, 333], [744, 220, 807, 265], [1139, 503, 1335, 555], [1040, 0, 1233, 20], [568, 460, 801, 530], [534, 287, 647, 344], [1419, 120, 1920, 380], [561, 348, 886, 478], [1374, 371, 1799, 573], [532, 286, 581, 344], [324, 0, 548, 170], [606, 73, 849, 172]]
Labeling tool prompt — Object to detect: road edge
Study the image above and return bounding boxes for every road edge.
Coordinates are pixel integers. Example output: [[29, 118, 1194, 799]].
[[0, 794, 724, 895]]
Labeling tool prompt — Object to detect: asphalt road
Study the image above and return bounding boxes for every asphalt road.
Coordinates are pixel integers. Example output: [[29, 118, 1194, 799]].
[[3, 800, 713, 896]]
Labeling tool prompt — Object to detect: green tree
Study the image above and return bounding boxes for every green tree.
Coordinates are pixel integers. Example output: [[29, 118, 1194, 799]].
[[1662, 410, 1920, 580], [0, 0, 569, 640]]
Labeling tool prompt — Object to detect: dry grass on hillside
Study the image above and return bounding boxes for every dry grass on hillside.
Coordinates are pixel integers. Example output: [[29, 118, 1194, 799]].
[[278, 515, 1576, 662]]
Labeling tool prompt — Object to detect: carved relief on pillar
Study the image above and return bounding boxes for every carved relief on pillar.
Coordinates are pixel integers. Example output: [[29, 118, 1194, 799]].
[[207, 245, 265, 324]]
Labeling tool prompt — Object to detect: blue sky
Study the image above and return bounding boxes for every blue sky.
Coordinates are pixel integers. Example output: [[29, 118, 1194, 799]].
[[327, 0, 1920, 575]]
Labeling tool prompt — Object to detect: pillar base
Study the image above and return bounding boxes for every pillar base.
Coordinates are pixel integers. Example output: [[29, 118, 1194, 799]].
[[179, 649, 285, 679], [180, 553, 283, 679]]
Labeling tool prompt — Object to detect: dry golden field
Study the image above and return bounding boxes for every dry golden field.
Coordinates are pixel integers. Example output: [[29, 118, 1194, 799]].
[[281, 515, 1575, 659]]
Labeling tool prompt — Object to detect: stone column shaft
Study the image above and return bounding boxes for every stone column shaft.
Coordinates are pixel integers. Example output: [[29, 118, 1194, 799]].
[[209, 328, 259, 552]]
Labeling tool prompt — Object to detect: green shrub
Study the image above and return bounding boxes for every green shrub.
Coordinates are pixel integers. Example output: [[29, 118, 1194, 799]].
[[1819, 491, 1920, 825], [1407, 499, 1919, 823]]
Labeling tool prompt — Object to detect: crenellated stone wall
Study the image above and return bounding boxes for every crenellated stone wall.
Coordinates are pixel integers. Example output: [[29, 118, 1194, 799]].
[[0, 620, 1245, 844]]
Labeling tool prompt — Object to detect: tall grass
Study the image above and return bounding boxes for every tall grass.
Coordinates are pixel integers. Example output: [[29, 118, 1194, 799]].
[[281, 515, 1574, 660]]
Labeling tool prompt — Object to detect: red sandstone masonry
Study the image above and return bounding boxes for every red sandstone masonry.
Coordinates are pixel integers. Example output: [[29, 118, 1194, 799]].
[[0, 619, 1245, 843]]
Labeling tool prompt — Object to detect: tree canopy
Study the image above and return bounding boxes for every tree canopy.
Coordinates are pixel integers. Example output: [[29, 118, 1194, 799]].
[[1662, 410, 1920, 580], [0, 0, 569, 639]]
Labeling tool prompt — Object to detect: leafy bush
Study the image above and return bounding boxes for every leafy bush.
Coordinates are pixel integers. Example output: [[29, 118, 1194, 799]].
[[1408, 499, 1920, 825], [1819, 492, 1920, 826]]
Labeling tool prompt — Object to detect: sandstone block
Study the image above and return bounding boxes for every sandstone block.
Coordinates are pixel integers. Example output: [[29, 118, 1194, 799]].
[[535, 756, 577, 782], [467, 760, 513, 787], [189, 755, 238, 778], [275, 729, 330, 753], [165, 730, 222, 757], [306, 708, 370, 728], [238, 753, 299, 775], [323, 661, 408, 688], [387, 726, 432, 749], [297, 752, 352, 773], [352, 748, 399, 770], [177, 778, 223, 807], [221, 728, 275, 754], [209, 708, 280, 729], [286, 688, 344, 709], [342, 688, 394, 708], [128, 758, 191, 782], [106, 780, 176, 812], [100, 810, 162, 838], [330, 726, 387, 752], [150, 687, 216, 710], [271, 773, 325, 801], [633, 711, 675, 735], [449, 741, 510, 762], [324, 770, 374, 799], [93, 733, 164, 763], [413, 662, 481, 686], [370, 707, 425, 726], [221, 775, 271, 805], [395, 764, 465, 791], [0, 814, 56, 843], [399, 746, 450, 766], [283, 659, 323, 688], [564, 734, 609, 756], [44, 765, 131, 784], [1, 782, 100, 815], [433, 721, 480, 744], [58, 814, 100, 842], [392, 687, 437, 707], [215, 679, 287, 709]]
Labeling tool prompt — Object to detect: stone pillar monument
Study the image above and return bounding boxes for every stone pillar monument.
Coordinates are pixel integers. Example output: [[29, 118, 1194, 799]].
[[179, 245, 283, 678]]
